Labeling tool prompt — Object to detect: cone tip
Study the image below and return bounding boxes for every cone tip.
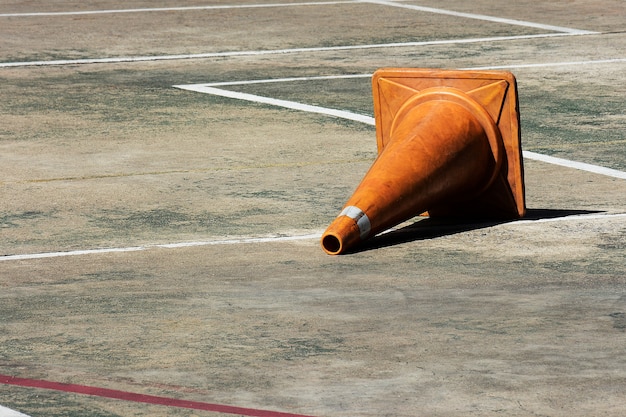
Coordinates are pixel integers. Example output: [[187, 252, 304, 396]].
[[321, 233, 343, 255], [321, 211, 366, 255]]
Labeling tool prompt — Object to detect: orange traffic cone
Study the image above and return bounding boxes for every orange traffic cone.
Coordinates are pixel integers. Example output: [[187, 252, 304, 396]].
[[321, 68, 526, 255]]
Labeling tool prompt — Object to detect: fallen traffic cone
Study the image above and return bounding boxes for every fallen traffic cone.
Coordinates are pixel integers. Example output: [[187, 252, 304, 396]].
[[321, 68, 526, 255]]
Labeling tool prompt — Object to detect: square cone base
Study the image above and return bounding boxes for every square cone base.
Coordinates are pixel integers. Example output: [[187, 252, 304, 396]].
[[372, 68, 526, 219]]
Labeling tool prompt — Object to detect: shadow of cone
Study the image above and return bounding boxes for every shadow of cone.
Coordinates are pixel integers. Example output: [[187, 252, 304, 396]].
[[321, 68, 526, 255]]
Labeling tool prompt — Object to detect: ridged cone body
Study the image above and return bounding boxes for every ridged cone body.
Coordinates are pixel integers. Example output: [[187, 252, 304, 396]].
[[321, 99, 495, 255], [321, 69, 526, 255]]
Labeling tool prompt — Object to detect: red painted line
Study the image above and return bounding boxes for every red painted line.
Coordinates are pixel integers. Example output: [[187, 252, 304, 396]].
[[0, 374, 319, 417]]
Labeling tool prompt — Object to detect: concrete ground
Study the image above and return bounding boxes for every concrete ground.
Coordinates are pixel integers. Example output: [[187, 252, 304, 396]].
[[1, 1, 625, 416]]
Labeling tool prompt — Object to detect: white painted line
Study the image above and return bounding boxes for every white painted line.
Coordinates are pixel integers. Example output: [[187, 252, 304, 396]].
[[175, 59, 626, 180], [466, 57, 626, 70], [522, 151, 626, 179], [157, 233, 322, 249], [514, 212, 626, 224], [360, 0, 598, 35], [2, 213, 625, 261], [0, 233, 323, 262], [202, 74, 373, 87], [0, 405, 32, 417], [173, 84, 375, 125], [197, 57, 626, 88], [1, 0, 596, 36], [0, 1, 358, 17], [0, 246, 146, 261], [0, 33, 579, 68]]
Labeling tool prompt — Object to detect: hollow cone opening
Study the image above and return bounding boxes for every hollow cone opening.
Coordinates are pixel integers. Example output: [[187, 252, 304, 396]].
[[321, 234, 342, 255]]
